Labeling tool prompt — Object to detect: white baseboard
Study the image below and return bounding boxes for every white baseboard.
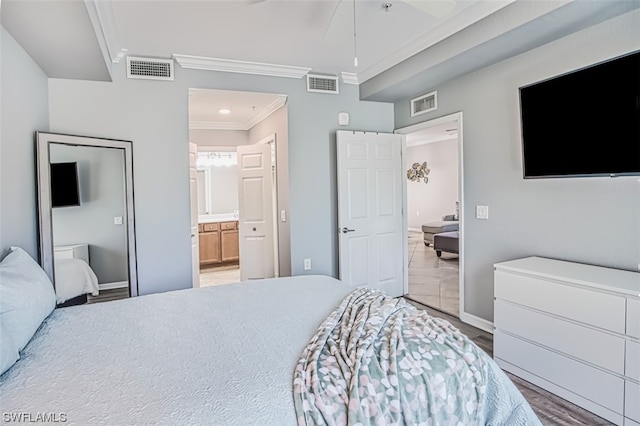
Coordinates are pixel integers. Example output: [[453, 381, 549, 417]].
[[408, 227, 422, 233], [460, 312, 494, 334], [99, 281, 128, 290]]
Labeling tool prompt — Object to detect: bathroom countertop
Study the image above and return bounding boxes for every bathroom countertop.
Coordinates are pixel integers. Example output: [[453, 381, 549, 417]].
[[198, 213, 238, 224]]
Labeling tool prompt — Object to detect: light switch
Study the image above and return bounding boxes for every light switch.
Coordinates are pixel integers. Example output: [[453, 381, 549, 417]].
[[338, 112, 349, 126], [280, 210, 287, 222], [114, 216, 123, 225], [476, 206, 489, 220]]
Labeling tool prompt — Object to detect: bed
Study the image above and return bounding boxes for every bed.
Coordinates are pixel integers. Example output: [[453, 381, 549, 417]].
[[53, 258, 99, 305], [0, 247, 540, 425]]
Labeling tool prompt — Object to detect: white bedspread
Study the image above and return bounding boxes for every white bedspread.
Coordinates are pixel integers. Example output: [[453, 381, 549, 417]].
[[0, 275, 354, 425], [53, 258, 99, 304]]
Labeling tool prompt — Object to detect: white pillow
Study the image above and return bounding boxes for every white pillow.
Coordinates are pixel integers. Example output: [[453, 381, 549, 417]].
[[0, 247, 56, 352], [0, 320, 19, 376]]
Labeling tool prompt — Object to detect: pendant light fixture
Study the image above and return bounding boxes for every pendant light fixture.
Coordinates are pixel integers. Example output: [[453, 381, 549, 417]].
[[353, 0, 358, 67]]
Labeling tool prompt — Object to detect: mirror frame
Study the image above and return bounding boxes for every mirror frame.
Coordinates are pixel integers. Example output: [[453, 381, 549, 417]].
[[35, 132, 138, 297]]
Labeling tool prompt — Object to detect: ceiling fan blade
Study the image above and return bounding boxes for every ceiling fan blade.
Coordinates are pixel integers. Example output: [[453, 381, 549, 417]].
[[403, 0, 456, 18]]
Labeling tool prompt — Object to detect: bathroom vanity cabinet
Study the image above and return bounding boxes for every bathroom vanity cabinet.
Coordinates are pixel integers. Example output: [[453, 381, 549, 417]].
[[199, 221, 239, 265]]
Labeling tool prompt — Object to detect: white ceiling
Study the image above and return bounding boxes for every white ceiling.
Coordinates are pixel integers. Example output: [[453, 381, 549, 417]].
[[188, 89, 285, 130], [406, 120, 458, 147], [2, 0, 638, 101], [110, 0, 501, 79], [0, 0, 111, 81], [1, 0, 510, 83]]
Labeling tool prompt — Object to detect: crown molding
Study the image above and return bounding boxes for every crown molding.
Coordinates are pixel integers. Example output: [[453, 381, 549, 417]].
[[174, 54, 311, 79], [341, 72, 359, 85], [84, 0, 128, 63], [190, 121, 247, 131], [190, 95, 286, 131], [357, 0, 514, 83], [245, 95, 287, 129]]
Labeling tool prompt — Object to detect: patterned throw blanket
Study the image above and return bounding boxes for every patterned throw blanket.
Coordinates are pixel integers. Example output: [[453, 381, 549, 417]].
[[293, 288, 540, 426]]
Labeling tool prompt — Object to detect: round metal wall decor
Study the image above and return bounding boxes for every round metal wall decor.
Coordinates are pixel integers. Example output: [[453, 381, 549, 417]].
[[407, 162, 430, 183]]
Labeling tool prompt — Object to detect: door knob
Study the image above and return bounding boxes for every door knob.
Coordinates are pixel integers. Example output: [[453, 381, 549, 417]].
[[340, 227, 355, 233]]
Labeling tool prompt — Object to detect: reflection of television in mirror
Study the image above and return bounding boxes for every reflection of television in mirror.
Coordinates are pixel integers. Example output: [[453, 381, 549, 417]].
[[51, 162, 80, 208], [520, 50, 640, 178]]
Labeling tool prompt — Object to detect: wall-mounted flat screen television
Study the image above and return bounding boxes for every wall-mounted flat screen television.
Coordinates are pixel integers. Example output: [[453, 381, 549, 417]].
[[50, 162, 80, 208], [520, 51, 639, 178]]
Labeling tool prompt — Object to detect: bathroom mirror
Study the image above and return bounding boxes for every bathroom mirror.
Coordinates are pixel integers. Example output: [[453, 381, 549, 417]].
[[36, 132, 138, 305]]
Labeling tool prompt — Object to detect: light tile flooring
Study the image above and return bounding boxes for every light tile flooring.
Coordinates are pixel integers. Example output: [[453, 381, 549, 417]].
[[200, 263, 240, 287], [406, 230, 459, 317]]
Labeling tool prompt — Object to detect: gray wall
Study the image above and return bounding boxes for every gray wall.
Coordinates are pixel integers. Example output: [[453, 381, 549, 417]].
[[0, 27, 49, 259], [394, 10, 640, 322], [47, 66, 393, 295], [50, 144, 128, 284], [406, 140, 459, 228], [248, 105, 291, 276]]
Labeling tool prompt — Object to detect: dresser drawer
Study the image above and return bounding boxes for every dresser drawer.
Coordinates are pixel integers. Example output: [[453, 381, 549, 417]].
[[495, 300, 625, 374], [626, 380, 640, 422], [494, 269, 626, 333], [495, 331, 624, 414], [202, 223, 219, 232], [628, 299, 640, 339], [220, 221, 237, 230], [626, 340, 640, 381]]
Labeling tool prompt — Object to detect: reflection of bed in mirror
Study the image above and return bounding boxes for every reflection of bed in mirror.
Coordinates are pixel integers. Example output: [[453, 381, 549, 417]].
[[53, 244, 98, 306]]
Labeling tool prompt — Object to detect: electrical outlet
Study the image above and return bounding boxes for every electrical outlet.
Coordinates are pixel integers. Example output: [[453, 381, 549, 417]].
[[304, 258, 311, 270], [280, 210, 287, 222], [114, 216, 123, 225]]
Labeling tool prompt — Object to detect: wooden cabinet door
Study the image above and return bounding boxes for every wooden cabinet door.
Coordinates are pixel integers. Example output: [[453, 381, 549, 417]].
[[221, 229, 239, 262], [199, 231, 221, 265]]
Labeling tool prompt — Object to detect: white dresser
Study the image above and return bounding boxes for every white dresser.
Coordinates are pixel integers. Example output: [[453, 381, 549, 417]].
[[54, 244, 89, 263], [493, 256, 640, 426]]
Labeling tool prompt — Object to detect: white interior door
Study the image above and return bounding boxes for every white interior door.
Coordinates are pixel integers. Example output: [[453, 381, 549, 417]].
[[337, 131, 405, 297], [189, 142, 200, 288], [237, 144, 275, 281]]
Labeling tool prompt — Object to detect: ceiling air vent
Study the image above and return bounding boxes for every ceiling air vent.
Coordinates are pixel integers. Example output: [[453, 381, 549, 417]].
[[127, 56, 174, 81], [411, 91, 437, 117], [307, 74, 339, 94]]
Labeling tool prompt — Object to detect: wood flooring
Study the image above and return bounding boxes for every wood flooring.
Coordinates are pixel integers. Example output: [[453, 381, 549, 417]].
[[405, 298, 613, 426], [86, 287, 129, 304]]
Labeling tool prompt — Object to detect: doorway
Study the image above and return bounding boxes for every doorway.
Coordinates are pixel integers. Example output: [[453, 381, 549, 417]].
[[187, 88, 288, 287], [396, 112, 463, 318], [196, 148, 241, 286]]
